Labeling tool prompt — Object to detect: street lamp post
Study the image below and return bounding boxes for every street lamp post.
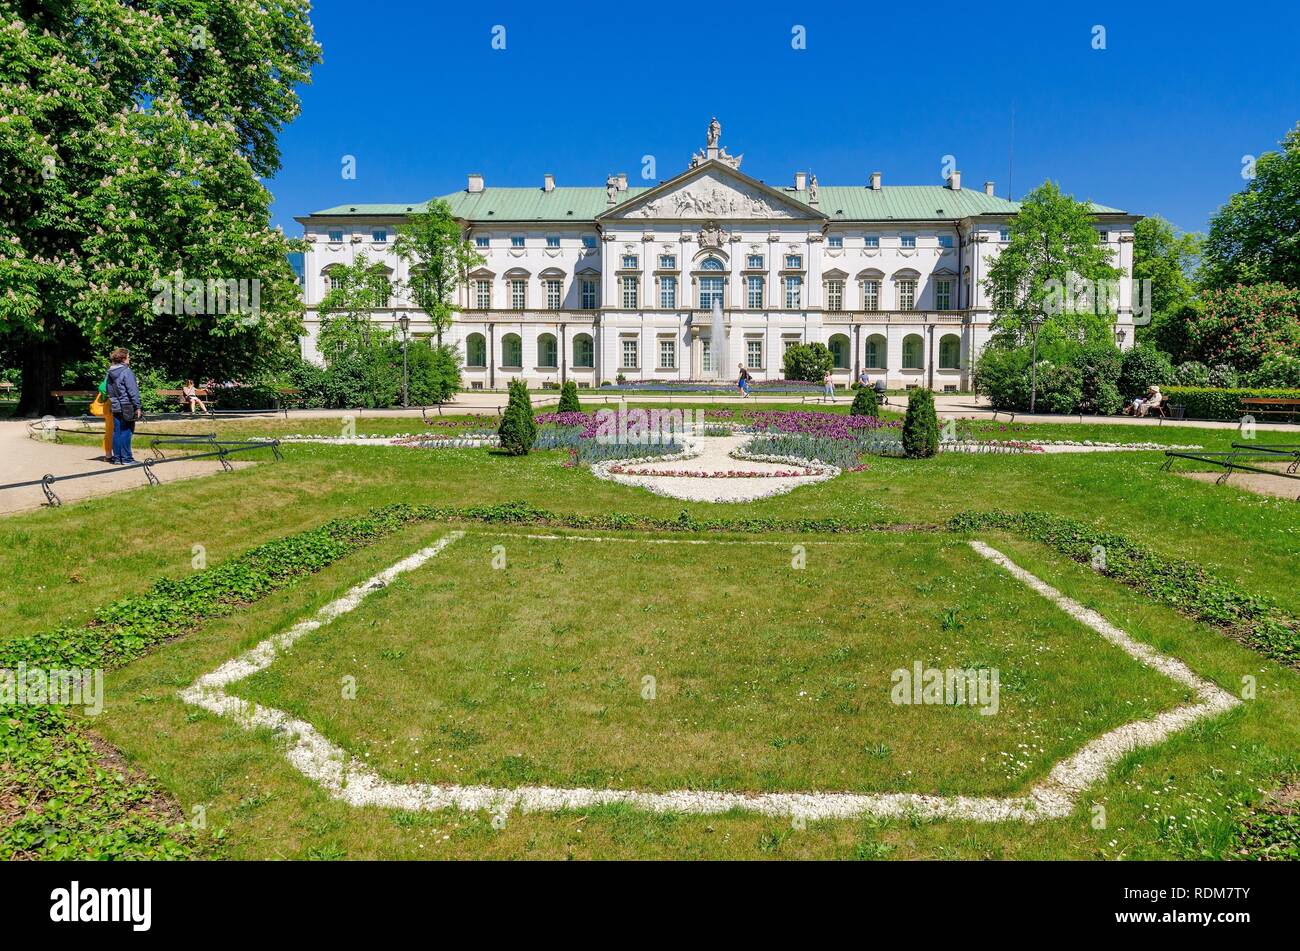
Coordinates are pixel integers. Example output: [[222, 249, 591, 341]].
[[1028, 316, 1045, 415], [398, 314, 410, 408]]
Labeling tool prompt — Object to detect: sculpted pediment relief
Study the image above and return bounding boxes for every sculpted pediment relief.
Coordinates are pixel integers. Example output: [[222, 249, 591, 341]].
[[610, 170, 815, 221]]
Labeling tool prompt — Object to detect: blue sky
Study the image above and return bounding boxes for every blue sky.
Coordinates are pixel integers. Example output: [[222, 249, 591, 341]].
[[269, 0, 1300, 235]]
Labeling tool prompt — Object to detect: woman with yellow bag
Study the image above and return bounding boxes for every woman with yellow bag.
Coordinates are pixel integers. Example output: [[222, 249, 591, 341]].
[[88, 370, 114, 462]]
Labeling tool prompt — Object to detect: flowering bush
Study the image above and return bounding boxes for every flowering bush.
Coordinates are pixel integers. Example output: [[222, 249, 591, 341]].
[[1189, 283, 1300, 371]]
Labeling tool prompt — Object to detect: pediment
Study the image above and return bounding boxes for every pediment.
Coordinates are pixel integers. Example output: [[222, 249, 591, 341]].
[[600, 162, 825, 222]]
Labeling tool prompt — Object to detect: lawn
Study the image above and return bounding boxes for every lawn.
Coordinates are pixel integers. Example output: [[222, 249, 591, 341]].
[[3, 408, 1299, 859]]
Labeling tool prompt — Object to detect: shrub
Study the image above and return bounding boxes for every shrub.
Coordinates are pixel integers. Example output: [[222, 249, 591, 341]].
[[1171, 360, 1211, 387], [973, 346, 1033, 410], [782, 342, 834, 382], [557, 379, 581, 413], [1163, 386, 1300, 420], [1119, 344, 1174, 398], [1189, 283, 1300, 371], [497, 380, 536, 455], [849, 386, 879, 417], [1039, 363, 1084, 414], [1245, 353, 1300, 388], [406, 343, 461, 406], [901, 388, 939, 458], [1069, 341, 1123, 414], [1208, 363, 1240, 388]]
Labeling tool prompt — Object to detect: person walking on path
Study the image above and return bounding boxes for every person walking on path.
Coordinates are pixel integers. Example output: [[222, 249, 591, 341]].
[[105, 348, 142, 464], [736, 363, 752, 398], [823, 370, 835, 402]]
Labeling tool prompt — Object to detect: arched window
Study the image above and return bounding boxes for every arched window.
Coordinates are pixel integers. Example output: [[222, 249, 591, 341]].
[[902, 333, 924, 370], [465, 332, 487, 368], [537, 333, 558, 369], [700, 257, 725, 270], [828, 334, 850, 370], [322, 266, 343, 293], [572, 333, 594, 369], [864, 334, 887, 369], [938, 334, 961, 370], [501, 333, 523, 368]]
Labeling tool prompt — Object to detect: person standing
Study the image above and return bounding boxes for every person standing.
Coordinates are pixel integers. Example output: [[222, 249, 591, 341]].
[[105, 348, 142, 464], [823, 370, 835, 401]]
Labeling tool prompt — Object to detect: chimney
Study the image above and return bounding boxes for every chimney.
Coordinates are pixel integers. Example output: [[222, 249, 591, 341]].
[[948, 170, 962, 191], [617, 173, 628, 191], [984, 180, 995, 196], [467, 173, 484, 193], [870, 171, 881, 191], [543, 173, 555, 192], [794, 171, 807, 191]]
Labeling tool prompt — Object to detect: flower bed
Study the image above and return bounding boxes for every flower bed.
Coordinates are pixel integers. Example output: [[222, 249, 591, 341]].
[[607, 464, 824, 478]]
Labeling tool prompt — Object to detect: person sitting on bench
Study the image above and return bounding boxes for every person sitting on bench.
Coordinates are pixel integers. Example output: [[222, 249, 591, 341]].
[[1127, 384, 1162, 417], [182, 379, 209, 414]]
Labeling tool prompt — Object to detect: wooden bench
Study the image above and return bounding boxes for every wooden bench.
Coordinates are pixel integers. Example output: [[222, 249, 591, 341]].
[[1241, 397, 1300, 422], [156, 388, 216, 412]]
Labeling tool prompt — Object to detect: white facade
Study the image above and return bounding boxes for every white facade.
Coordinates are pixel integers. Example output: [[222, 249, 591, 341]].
[[296, 123, 1138, 391]]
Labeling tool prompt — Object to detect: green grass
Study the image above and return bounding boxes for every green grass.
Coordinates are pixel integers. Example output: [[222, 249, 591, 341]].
[[232, 530, 1187, 797]]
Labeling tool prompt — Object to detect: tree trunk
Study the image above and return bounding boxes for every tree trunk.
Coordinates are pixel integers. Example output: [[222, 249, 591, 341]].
[[14, 337, 63, 417]]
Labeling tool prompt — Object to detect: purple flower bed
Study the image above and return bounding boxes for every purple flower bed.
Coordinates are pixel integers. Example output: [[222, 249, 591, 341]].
[[750, 410, 900, 439]]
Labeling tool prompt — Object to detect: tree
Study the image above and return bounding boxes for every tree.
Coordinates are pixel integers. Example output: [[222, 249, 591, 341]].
[[317, 254, 399, 407], [901, 388, 939, 458], [497, 380, 537, 455], [849, 386, 878, 417], [1187, 283, 1300, 371], [1119, 344, 1174, 398], [392, 200, 484, 346], [984, 181, 1121, 347], [1132, 215, 1202, 356], [0, 2, 321, 415], [406, 342, 461, 405], [1201, 123, 1300, 290], [557, 380, 581, 413], [782, 342, 833, 382]]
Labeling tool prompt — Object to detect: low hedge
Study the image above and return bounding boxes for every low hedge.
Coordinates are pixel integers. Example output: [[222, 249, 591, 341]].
[[1163, 387, 1300, 421], [948, 510, 1299, 666]]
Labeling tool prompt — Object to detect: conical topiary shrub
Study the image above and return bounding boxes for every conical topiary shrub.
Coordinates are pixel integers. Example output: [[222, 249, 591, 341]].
[[497, 379, 537, 455], [557, 379, 580, 413], [850, 386, 879, 417], [901, 387, 939, 458]]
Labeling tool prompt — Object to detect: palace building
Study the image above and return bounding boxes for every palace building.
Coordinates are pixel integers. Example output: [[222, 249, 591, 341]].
[[295, 120, 1139, 390]]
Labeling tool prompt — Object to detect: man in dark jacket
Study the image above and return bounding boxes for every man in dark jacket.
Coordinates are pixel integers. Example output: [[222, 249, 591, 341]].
[[105, 347, 142, 464]]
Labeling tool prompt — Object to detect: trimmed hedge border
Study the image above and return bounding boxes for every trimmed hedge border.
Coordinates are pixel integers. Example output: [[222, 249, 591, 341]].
[[947, 510, 1299, 667], [1164, 386, 1300, 421]]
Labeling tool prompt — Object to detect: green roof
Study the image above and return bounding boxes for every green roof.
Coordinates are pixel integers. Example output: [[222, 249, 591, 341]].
[[309, 185, 1124, 222]]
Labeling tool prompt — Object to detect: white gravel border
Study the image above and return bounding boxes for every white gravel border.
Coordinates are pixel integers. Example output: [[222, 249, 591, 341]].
[[178, 534, 1239, 824]]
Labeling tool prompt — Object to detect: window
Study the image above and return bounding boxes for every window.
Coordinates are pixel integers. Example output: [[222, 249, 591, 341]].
[[828, 334, 850, 369], [502, 333, 523, 368], [700, 257, 724, 271], [897, 279, 917, 310], [746, 276, 764, 308], [573, 333, 594, 368], [544, 279, 562, 310], [621, 338, 638, 369], [325, 270, 343, 291], [699, 275, 724, 310], [902, 334, 924, 370], [621, 254, 638, 269], [372, 229, 387, 243], [659, 276, 677, 309], [659, 339, 676, 369], [862, 280, 881, 310], [999, 227, 1010, 242], [825, 280, 844, 312], [621, 276, 638, 308], [939, 334, 961, 370], [473, 279, 491, 309], [784, 275, 803, 309], [746, 339, 763, 370], [747, 254, 764, 269], [375, 277, 390, 308], [935, 279, 953, 311], [828, 235, 843, 248], [511, 235, 525, 248], [582, 235, 597, 249], [546, 236, 561, 249], [658, 254, 676, 269], [510, 279, 527, 310], [327, 229, 344, 244], [900, 235, 916, 249], [581, 278, 598, 309], [864, 235, 879, 248], [938, 235, 954, 249], [465, 333, 487, 368], [865, 335, 886, 369], [701, 339, 713, 374], [475, 235, 490, 248], [537, 333, 558, 368], [784, 254, 802, 269]]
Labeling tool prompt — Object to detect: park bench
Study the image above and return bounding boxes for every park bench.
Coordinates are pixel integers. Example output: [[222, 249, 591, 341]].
[[1240, 397, 1300, 423], [156, 387, 217, 413]]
